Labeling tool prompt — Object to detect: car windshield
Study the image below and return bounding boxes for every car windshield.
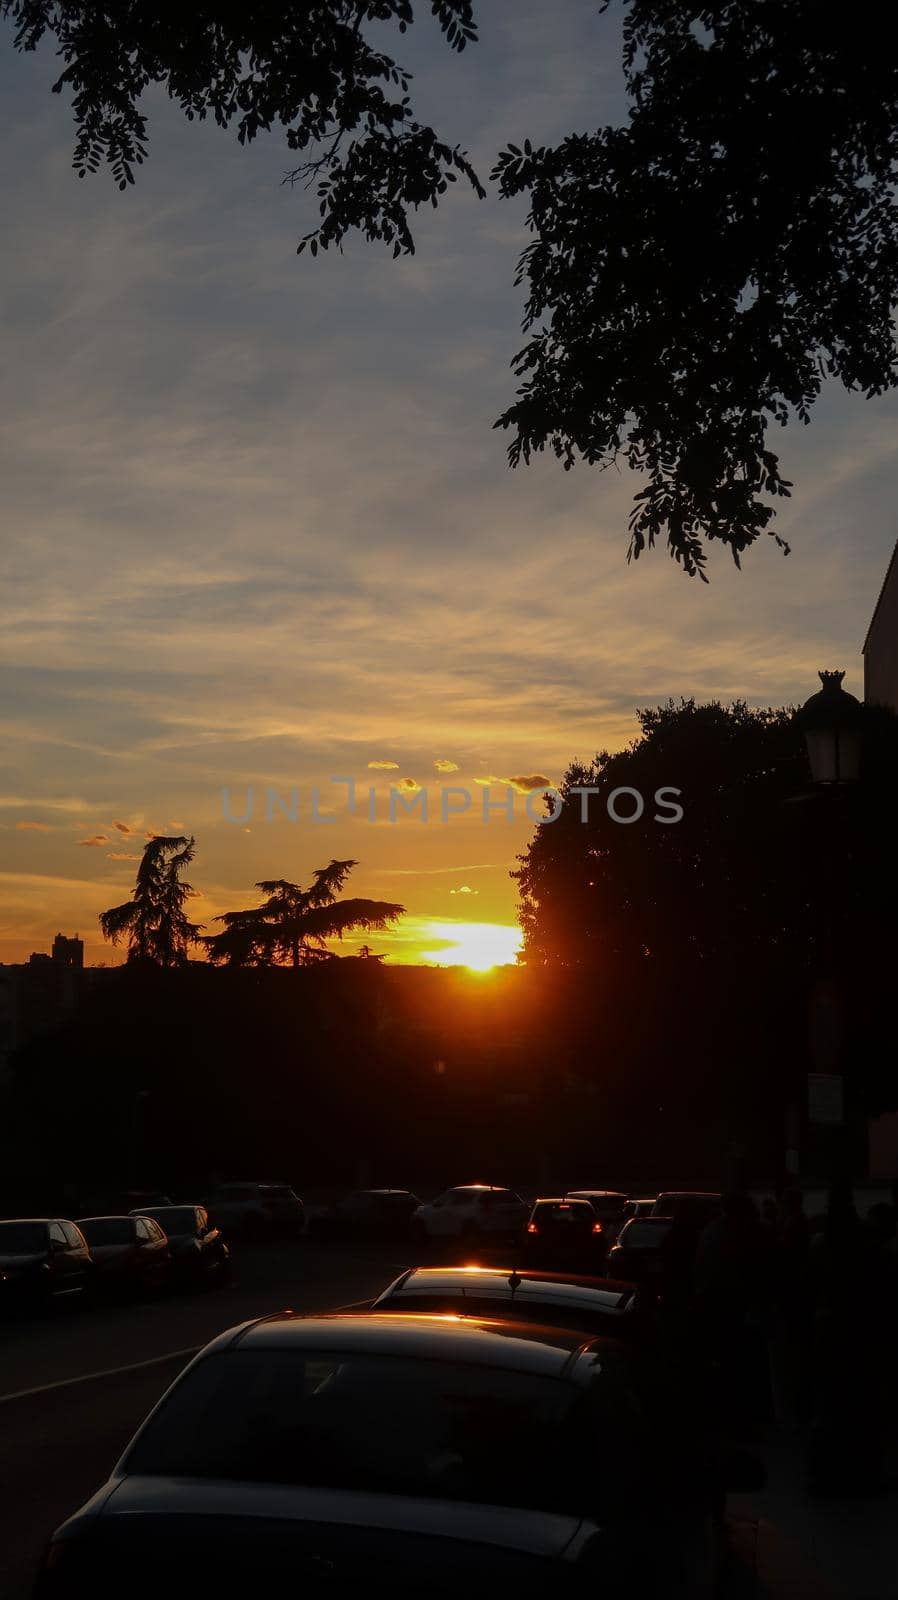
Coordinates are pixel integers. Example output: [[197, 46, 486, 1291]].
[[0, 1221, 47, 1254], [79, 1219, 133, 1246], [144, 1208, 196, 1236], [124, 1348, 614, 1514], [623, 1222, 671, 1248]]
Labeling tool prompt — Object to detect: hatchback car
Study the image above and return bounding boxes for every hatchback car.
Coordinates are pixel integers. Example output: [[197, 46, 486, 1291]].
[[521, 1198, 608, 1269], [35, 1312, 746, 1598], [132, 1206, 230, 1287], [204, 1183, 304, 1239], [77, 1216, 170, 1295], [0, 1218, 92, 1307], [412, 1185, 528, 1243]]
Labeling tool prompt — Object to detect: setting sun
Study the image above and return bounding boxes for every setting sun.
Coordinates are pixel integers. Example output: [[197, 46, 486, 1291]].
[[418, 920, 523, 972]]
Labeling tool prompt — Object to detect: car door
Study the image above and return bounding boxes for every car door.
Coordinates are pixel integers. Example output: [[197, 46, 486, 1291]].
[[48, 1221, 77, 1290]]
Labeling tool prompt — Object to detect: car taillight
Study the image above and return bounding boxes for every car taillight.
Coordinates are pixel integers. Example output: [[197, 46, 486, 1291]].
[[592, 1221, 604, 1234], [527, 1222, 538, 1234]]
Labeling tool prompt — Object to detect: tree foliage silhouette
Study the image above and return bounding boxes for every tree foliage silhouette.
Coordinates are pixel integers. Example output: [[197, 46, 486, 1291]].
[[203, 858, 404, 967], [99, 834, 203, 966], [6, 3, 898, 572]]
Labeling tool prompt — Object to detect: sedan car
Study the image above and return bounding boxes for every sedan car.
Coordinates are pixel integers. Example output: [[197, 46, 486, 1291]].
[[0, 1218, 92, 1308], [76, 1216, 170, 1295], [35, 1312, 747, 1598], [313, 1189, 422, 1241], [521, 1198, 609, 1270], [372, 1267, 640, 1338], [204, 1182, 304, 1239], [412, 1185, 528, 1243], [131, 1206, 230, 1287]]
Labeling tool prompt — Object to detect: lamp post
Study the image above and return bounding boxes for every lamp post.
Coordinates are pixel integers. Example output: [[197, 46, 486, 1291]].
[[792, 671, 862, 1186], [794, 669, 862, 786]]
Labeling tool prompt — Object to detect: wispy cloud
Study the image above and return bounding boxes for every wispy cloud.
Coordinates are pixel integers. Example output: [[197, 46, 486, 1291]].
[[434, 758, 460, 772], [368, 760, 400, 770], [78, 834, 109, 847], [16, 820, 53, 831]]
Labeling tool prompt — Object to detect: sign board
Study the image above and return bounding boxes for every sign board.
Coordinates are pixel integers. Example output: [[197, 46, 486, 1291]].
[[807, 1073, 844, 1126]]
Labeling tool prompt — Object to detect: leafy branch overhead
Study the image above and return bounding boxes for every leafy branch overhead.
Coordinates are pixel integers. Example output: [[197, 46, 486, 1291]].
[[7, 2, 898, 574]]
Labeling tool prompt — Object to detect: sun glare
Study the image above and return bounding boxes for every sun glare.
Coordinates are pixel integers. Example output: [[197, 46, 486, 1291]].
[[419, 920, 523, 972]]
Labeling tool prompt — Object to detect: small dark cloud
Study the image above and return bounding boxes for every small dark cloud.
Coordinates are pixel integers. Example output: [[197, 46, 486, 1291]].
[[78, 834, 109, 847]]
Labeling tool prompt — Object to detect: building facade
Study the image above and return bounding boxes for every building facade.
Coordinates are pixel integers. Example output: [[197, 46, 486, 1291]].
[[863, 539, 898, 710]]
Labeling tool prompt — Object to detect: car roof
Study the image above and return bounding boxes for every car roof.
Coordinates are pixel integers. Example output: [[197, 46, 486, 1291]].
[[446, 1184, 513, 1192], [355, 1188, 411, 1196], [566, 1190, 627, 1199], [0, 1216, 54, 1226], [655, 1191, 720, 1199], [129, 1204, 194, 1216], [77, 1214, 135, 1223], [376, 1267, 635, 1315], [532, 1196, 595, 1206], [213, 1311, 606, 1381]]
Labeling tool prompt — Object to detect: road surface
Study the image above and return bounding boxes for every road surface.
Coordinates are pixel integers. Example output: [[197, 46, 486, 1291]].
[[0, 1236, 400, 1598]]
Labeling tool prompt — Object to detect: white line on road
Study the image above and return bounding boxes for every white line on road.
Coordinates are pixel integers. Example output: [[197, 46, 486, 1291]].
[[0, 1298, 375, 1406], [0, 1345, 199, 1407]]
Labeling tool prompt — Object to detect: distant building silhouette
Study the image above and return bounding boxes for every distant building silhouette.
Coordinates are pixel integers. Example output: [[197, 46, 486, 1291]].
[[863, 539, 898, 710], [0, 932, 84, 1084]]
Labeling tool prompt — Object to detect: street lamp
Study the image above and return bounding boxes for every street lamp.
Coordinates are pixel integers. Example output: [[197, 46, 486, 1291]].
[[795, 670, 862, 785], [790, 671, 863, 1191]]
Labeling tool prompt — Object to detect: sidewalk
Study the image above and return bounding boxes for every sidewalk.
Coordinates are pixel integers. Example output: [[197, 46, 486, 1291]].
[[727, 1426, 898, 1599]]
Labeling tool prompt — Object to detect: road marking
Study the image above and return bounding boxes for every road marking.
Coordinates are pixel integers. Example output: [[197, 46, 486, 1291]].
[[0, 1295, 374, 1406], [0, 1345, 199, 1407]]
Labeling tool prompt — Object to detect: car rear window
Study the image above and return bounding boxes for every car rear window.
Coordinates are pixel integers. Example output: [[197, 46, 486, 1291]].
[[144, 1208, 196, 1236], [622, 1222, 671, 1248], [79, 1218, 133, 1246], [124, 1348, 601, 1514], [0, 1221, 47, 1253]]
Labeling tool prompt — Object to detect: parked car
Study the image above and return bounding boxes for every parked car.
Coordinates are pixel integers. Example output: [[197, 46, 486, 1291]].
[[313, 1189, 422, 1241], [412, 1186, 528, 1243], [0, 1218, 92, 1308], [204, 1183, 304, 1239], [77, 1216, 170, 1295], [606, 1217, 675, 1282], [609, 1197, 658, 1242], [563, 1191, 629, 1239], [35, 1312, 757, 1598], [372, 1266, 640, 1338], [520, 1198, 608, 1270], [131, 1206, 230, 1287]]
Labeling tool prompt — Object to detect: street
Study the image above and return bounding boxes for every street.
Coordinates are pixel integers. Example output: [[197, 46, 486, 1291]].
[[0, 1237, 398, 1599], [2, 1236, 895, 1600]]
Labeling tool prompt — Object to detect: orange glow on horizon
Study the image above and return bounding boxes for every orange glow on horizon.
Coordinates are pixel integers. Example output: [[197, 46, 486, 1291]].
[[418, 920, 523, 972]]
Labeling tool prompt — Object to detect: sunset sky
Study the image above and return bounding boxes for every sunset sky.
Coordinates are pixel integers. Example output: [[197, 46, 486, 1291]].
[[2, 2, 896, 967]]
